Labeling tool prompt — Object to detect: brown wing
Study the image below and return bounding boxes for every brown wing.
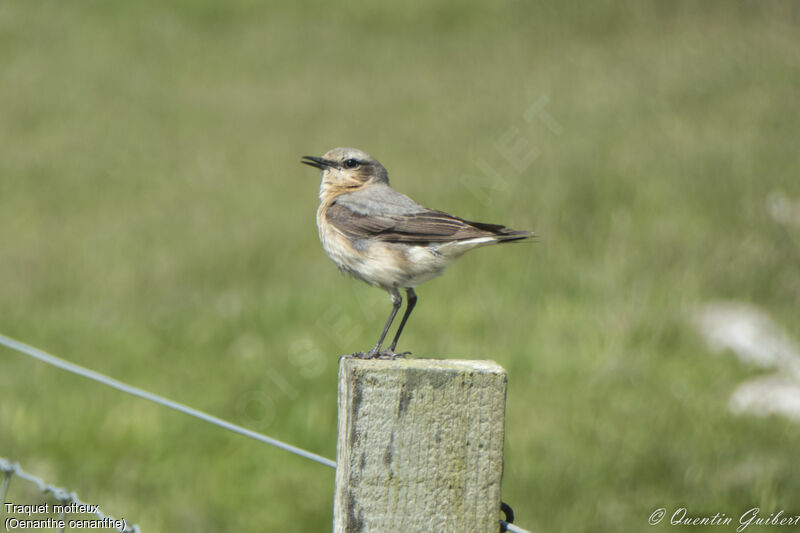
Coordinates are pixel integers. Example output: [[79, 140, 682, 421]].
[[326, 203, 529, 244]]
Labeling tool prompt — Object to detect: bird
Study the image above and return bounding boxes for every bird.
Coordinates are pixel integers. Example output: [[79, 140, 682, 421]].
[[301, 147, 533, 359]]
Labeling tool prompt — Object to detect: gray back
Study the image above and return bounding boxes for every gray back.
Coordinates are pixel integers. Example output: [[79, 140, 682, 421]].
[[335, 184, 426, 216]]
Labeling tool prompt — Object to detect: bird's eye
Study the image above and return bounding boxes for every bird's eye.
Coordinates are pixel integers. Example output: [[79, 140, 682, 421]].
[[343, 158, 359, 169]]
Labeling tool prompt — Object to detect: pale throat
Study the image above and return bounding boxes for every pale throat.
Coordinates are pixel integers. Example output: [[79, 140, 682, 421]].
[[319, 178, 371, 201]]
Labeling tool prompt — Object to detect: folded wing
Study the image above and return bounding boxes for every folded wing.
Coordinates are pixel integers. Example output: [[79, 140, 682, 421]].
[[326, 202, 531, 245]]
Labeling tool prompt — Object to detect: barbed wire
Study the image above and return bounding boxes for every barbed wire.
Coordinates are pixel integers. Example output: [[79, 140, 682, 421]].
[[0, 458, 139, 532], [0, 333, 336, 469]]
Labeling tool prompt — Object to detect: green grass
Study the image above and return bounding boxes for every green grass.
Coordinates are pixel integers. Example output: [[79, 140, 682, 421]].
[[2, 1, 800, 531]]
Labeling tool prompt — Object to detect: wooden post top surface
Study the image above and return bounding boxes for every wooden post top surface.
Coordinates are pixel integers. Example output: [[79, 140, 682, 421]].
[[339, 355, 506, 374]]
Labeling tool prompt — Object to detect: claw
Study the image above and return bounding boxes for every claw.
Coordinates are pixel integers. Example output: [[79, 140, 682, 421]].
[[376, 350, 411, 360], [350, 350, 412, 360]]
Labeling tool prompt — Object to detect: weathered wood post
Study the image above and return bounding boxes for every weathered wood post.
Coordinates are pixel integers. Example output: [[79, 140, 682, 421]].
[[333, 357, 507, 533]]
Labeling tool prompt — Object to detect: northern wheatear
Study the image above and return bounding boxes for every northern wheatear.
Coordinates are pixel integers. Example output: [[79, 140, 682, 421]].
[[302, 147, 533, 358]]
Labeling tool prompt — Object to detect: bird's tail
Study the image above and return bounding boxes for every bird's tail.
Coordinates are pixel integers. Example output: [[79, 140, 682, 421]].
[[466, 220, 535, 243], [494, 229, 535, 243]]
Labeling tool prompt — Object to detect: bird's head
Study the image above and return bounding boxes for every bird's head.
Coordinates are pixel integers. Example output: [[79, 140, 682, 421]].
[[302, 147, 389, 200]]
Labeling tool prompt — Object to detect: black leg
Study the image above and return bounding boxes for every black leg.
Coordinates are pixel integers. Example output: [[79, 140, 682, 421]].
[[388, 288, 416, 352], [366, 289, 402, 357]]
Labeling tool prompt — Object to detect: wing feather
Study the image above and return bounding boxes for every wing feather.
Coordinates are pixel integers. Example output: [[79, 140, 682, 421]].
[[326, 202, 530, 244]]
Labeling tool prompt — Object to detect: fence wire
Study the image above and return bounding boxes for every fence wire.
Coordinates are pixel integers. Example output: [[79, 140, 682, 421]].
[[502, 520, 533, 533], [0, 333, 336, 469], [1, 332, 533, 533], [0, 458, 139, 533]]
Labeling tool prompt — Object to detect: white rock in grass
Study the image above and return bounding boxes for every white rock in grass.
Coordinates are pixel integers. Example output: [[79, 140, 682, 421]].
[[694, 302, 800, 377], [729, 374, 800, 421], [694, 301, 800, 422]]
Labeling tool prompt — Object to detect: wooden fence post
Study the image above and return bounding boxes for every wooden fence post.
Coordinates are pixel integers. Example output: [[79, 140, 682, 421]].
[[333, 357, 507, 533]]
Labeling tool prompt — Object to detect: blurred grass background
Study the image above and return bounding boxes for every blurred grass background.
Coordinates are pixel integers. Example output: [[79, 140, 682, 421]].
[[2, 1, 799, 531]]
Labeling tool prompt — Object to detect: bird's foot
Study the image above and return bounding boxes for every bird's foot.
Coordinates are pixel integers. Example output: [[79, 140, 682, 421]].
[[376, 350, 411, 360], [350, 349, 411, 360]]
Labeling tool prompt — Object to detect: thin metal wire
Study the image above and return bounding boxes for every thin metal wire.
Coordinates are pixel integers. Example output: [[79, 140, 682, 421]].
[[0, 333, 337, 469], [0, 458, 139, 532], [1, 467, 12, 513], [2, 332, 536, 533], [501, 520, 533, 533], [57, 508, 66, 533]]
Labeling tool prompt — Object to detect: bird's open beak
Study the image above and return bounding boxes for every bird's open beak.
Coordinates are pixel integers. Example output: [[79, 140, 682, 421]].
[[301, 156, 335, 170]]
